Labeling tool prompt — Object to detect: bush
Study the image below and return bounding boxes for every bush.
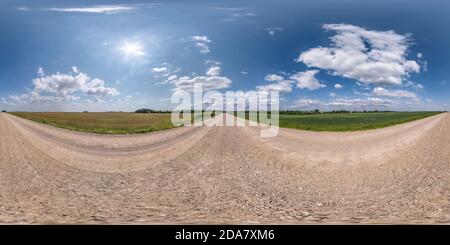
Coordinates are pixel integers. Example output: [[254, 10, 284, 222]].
[[135, 108, 155, 113]]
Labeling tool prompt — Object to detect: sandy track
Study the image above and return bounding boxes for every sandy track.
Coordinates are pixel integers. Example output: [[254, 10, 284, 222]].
[[0, 112, 449, 223]]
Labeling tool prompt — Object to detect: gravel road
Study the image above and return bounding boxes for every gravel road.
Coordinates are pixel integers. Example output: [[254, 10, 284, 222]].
[[0, 112, 449, 223]]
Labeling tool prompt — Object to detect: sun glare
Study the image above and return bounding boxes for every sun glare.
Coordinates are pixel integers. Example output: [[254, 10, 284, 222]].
[[119, 41, 145, 58]]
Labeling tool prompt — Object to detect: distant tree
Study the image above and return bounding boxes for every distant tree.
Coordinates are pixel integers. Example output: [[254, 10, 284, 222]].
[[1, 110, 6, 112], [135, 108, 155, 113], [82, 111, 88, 113]]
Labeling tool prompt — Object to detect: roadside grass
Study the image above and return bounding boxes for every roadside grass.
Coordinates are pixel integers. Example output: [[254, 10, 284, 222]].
[[245, 111, 442, 132], [9, 112, 176, 134]]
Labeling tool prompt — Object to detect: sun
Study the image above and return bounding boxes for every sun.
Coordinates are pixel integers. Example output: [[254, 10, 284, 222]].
[[119, 41, 145, 58]]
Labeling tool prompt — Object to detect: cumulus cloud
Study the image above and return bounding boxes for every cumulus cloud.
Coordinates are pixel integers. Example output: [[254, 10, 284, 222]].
[[264, 74, 284, 82], [9, 91, 80, 105], [167, 75, 178, 81], [257, 80, 293, 93], [5, 67, 118, 106], [37, 67, 44, 77], [294, 99, 321, 108], [195, 43, 210, 54], [83, 78, 119, 96], [289, 70, 326, 90], [191, 35, 211, 43], [172, 75, 231, 93], [296, 24, 421, 86], [205, 60, 221, 66], [372, 87, 417, 99], [206, 66, 222, 76], [256, 74, 294, 93], [334, 83, 343, 89], [152, 67, 168, 73], [32, 67, 118, 97], [33, 72, 88, 95], [291, 97, 394, 110], [191, 35, 211, 54], [404, 81, 424, 91], [151, 63, 181, 84], [328, 97, 393, 108]]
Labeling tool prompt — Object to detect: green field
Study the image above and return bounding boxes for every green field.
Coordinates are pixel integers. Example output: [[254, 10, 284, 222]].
[[10, 112, 176, 134], [276, 111, 442, 131], [241, 111, 442, 131]]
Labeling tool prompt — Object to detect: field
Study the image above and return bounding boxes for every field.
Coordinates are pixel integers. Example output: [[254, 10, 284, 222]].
[[9, 112, 175, 134], [10, 111, 443, 134], [272, 111, 441, 131]]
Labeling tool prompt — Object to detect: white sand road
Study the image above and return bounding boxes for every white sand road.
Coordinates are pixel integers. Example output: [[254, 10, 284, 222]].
[[0, 112, 449, 223]]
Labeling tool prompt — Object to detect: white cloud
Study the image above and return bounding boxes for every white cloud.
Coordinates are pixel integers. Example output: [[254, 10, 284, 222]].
[[83, 78, 119, 96], [240, 71, 248, 75], [206, 66, 222, 76], [191, 35, 211, 43], [9, 91, 80, 105], [329, 92, 337, 97], [290, 70, 326, 90], [257, 80, 293, 93], [328, 97, 392, 108], [191, 36, 211, 54], [172, 75, 232, 93], [265, 27, 283, 36], [195, 42, 210, 54], [44, 3, 153, 14], [264, 74, 284, 82], [37, 67, 44, 77], [297, 24, 421, 86], [334, 83, 343, 89], [294, 99, 321, 108], [1, 97, 13, 106], [404, 81, 424, 90], [152, 67, 168, 73], [213, 7, 256, 22], [205, 60, 221, 66], [151, 63, 181, 84], [6, 67, 118, 106], [167, 75, 178, 81], [47, 6, 134, 14], [33, 72, 90, 96], [17, 6, 31, 11], [256, 74, 294, 93], [372, 87, 417, 99]]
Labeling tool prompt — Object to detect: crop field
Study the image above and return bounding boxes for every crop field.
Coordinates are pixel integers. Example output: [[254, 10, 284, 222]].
[[278, 111, 442, 131], [245, 111, 442, 131], [9, 112, 175, 134]]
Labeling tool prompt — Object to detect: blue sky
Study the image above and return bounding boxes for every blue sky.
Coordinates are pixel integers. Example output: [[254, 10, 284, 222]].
[[0, 0, 449, 111]]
